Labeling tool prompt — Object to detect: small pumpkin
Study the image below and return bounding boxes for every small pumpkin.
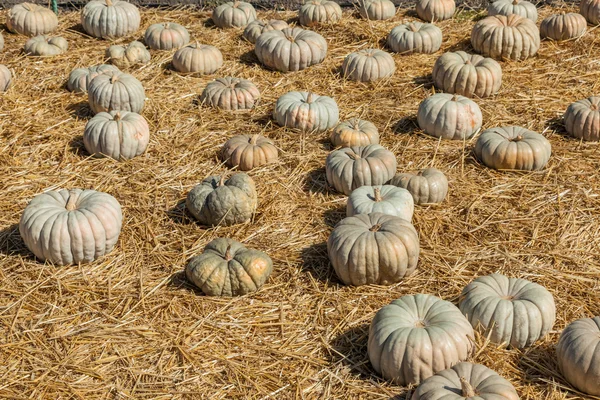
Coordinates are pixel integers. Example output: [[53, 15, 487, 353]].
[[0, 65, 12, 92], [200, 77, 260, 111], [325, 144, 397, 195], [328, 212, 419, 286], [541, 13, 586, 41], [474, 126, 551, 171], [255, 27, 328, 72], [346, 185, 414, 220], [298, 0, 343, 26], [417, 93, 483, 140], [186, 173, 257, 227], [358, 0, 396, 20], [88, 70, 145, 114], [432, 51, 502, 98], [368, 294, 474, 385], [330, 118, 379, 147], [83, 110, 150, 160], [459, 273, 556, 349], [243, 19, 289, 44], [342, 49, 396, 82], [19, 189, 123, 265], [24, 35, 68, 57], [387, 22, 443, 54], [172, 42, 223, 74], [221, 134, 278, 171], [186, 238, 272, 297], [390, 167, 448, 205], [581, 0, 600, 25], [273, 91, 339, 132], [212, 1, 257, 28], [81, 0, 141, 40], [471, 14, 540, 61], [416, 0, 456, 22], [105, 41, 150, 69], [488, 0, 538, 22], [564, 96, 600, 141], [556, 316, 600, 396], [67, 64, 120, 94], [144, 22, 190, 50], [7, 3, 58, 37], [411, 362, 519, 400]]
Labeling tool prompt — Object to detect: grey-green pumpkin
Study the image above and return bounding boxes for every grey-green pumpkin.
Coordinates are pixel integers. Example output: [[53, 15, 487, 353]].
[[346, 185, 414, 221], [432, 51, 502, 98], [0, 65, 12, 92], [564, 96, 600, 141], [212, 1, 257, 28], [417, 93, 483, 140], [67, 64, 120, 94], [88, 70, 145, 114], [341, 49, 396, 82], [81, 0, 141, 40], [105, 41, 150, 69], [487, 0, 538, 22], [273, 91, 339, 132], [390, 167, 448, 205], [387, 22, 442, 54]]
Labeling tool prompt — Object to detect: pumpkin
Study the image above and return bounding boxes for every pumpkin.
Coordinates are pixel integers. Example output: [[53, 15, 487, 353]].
[[474, 126, 551, 171], [172, 42, 223, 74], [390, 168, 448, 205], [417, 93, 483, 140], [7, 3, 58, 37], [273, 91, 339, 132], [330, 118, 379, 147], [325, 144, 397, 195], [346, 185, 414, 221], [541, 13, 587, 41], [556, 316, 600, 396], [24, 35, 68, 57], [243, 19, 289, 44], [105, 41, 150, 69], [81, 0, 140, 40], [327, 213, 419, 286], [88, 70, 145, 114], [416, 0, 456, 22], [459, 273, 556, 349], [19, 189, 122, 265], [254, 27, 328, 72], [471, 15, 540, 61], [581, 0, 600, 25], [83, 110, 150, 160], [488, 0, 538, 22], [67, 64, 119, 94], [565, 96, 600, 141], [0, 65, 12, 92], [212, 1, 257, 28], [186, 173, 257, 227], [358, 0, 396, 20], [200, 77, 260, 111], [221, 134, 278, 171], [411, 362, 519, 400], [368, 294, 474, 385], [144, 22, 190, 50], [341, 49, 396, 82], [432, 51, 502, 98], [186, 238, 273, 297], [298, 0, 343, 26], [387, 22, 443, 54]]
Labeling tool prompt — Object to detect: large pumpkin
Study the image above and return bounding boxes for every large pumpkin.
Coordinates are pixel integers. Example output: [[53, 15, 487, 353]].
[[541, 13, 587, 41], [565, 96, 600, 141], [581, 0, 600, 25], [273, 91, 339, 132], [105, 41, 150, 69], [243, 19, 288, 43], [81, 0, 141, 40], [255, 27, 328, 72], [221, 134, 278, 171], [487, 0, 538, 22], [24, 35, 68, 57], [212, 1, 257, 29], [172, 42, 223, 74], [7, 3, 58, 37], [144, 22, 190, 50], [0, 65, 12, 92], [330, 118, 379, 147], [346, 185, 414, 221], [186, 238, 272, 297], [298, 0, 343, 26], [88, 70, 145, 114], [471, 14, 540, 61], [327, 213, 419, 286], [358, 0, 396, 20], [67, 64, 119, 94], [368, 294, 474, 385], [200, 77, 260, 111], [390, 167, 448, 205], [341, 49, 396, 82], [417, 93, 483, 140], [387, 22, 443, 54], [432, 51, 502, 98], [416, 0, 456, 22], [325, 144, 397, 195], [19, 189, 123, 265]]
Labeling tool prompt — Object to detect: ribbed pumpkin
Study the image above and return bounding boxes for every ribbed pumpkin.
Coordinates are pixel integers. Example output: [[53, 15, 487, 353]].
[[67, 64, 119, 94], [358, 0, 396, 20], [200, 77, 260, 111], [243, 19, 289, 43], [186, 173, 257, 227], [83, 111, 150, 160], [19, 189, 123, 265], [298, 0, 343, 26], [346, 185, 414, 221], [541, 13, 587, 41], [81, 0, 141, 40], [186, 238, 272, 297], [368, 294, 474, 385], [471, 14, 540, 61], [273, 91, 339, 132], [7, 3, 58, 37], [581, 0, 600, 25], [327, 213, 419, 285], [144, 22, 190, 50], [0, 65, 12, 92], [221, 134, 278, 171], [416, 0, 456, 22], [565, 96, 600, 141], [325, 144, 397, 195], [488, 0, 538, 22], [88, 70, 145, 114], [24, 35, 68, 57], [105, 41, 150, 69], [255, 27, 328, 72], [432, 51, 502, 98], [342, 49, 396, 82], [212, 1, 257, 28], [474, 126, 551, 171], [172, 42, 223, 74], [556, 316, 600, 396], [330, 118, 379, 147], [387, 22, 443, 54], [417, 93, 483, 140], [390, 168, 448, 205]]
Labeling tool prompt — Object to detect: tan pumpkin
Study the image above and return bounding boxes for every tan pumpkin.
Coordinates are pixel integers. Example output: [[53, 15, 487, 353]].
[[172, 42, 223, 74], [242, 19, 289, 44], [358, 0, 396, 20], [105, 41, 150, 69], [81, 0, 141, 40], [221, 134, 278, 171], [541, 13, 587, 41], [273, 91, 339, 132], [471, 14, 540, 61], [255, 27, 328, 72], [342, 49, 396, 82], [7, 3, 58, 37], [298, 0, 343, 26], [212, 1, 257, 29], [487, 0, 538, 22], [387, 22, 443, 54], [0, 65, 12, 92], [581, 0, 600, 25], [416, 0, 456, 22], [144, 22, 190, 50], [24, 35, 68, 57], [432, 51, 502, 98], [565, 96, 600, 141], [390, 167, 448, 204], [330, 118, 379, 147], [417, 93, 483, 140], [67, 64, 120, 94], [88, 70, 145, 114], [200, 77, 260, 111]]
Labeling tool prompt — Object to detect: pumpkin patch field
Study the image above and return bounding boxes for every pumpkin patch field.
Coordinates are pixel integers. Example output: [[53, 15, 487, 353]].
[[1, 1, 600, 398]]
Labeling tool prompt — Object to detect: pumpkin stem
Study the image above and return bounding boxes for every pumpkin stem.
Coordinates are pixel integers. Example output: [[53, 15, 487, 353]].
[[591, 104, 598, 111], [465, 59, 472, 65], [460, 377, 476, 397], [409, 23, 418, 32], [233, 0, 240, 6], [106, 0, 113, 6], [451, 94, 459, 102], [347, 151, 361, 160], [306, 92, 314, 104], [23, 3, 32, 11], [194, 40, 200, 48], [369, 224, 381, 232], [352, 119, 360, 130], [373, 187, 382, 202], [512, 135, 523, 142], [113, 112, 121, 121], [219, 175, 226, 186], [512, 0, 519, 4], [110, 73, 119, 84], [224, 244, 233, 261], [65, 193, 78, 211], [250, 134, 259, 145]]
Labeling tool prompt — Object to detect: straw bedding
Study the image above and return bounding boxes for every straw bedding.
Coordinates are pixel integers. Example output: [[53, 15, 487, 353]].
[[0, 4, 599, 399]]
